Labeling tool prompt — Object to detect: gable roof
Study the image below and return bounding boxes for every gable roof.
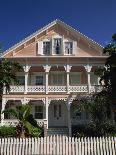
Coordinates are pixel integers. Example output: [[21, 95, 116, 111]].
[[1, 19, 103, 57]]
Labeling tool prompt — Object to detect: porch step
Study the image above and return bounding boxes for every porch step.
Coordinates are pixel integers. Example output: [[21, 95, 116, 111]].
[[47, 127, 69, 136]]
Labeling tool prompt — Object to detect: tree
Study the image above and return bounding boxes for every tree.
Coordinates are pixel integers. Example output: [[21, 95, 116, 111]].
[[0, 59, 22, 96], [97, 34, 116, 99], [2, 104, 42, 138]]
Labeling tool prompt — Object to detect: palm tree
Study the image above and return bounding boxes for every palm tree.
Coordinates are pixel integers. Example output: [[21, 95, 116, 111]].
[[2, 104, 42, 138]]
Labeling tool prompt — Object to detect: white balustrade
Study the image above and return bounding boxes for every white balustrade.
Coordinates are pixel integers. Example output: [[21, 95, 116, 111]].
[[10, 86, 24, 92], [90, 85, 103, 93], [48, 86, 67, 92], [69, 85, 88, 92], [9, 85, 103, 93], [2, 119, 19, 126], [27, 86, 45, 92], [35, 119, 45, 127]]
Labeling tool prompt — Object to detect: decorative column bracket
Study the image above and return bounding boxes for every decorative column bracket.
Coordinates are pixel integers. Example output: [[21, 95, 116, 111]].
[[23, 65, 31, 73], [84, 65, 92, 73]]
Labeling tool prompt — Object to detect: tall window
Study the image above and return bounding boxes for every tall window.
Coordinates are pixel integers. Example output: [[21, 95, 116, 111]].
[[35, 106, 43, 119], [70, 73, 81, 85], [36, 76, 43, 85], [43, 41, 50, 54], [51, 72, 64, 85], [54, 104, 62, 118], [54, 38, 61, 54], [65, 42, 73, 54], [17, 76, 25, 85]]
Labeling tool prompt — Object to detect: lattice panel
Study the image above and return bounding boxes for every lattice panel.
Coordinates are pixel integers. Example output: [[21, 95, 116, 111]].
[[2, 120, 19, 127], [69, 86, 88, 92], [48, 86, 67, 92], [36, 120, 44, 127], [27, 86, 45, 92], [10, 86, 24, 92]]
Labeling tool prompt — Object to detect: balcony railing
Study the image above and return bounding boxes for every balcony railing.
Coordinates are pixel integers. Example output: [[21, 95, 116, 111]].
[[9, 85, 103, 93], [2, 119, 46, 127]]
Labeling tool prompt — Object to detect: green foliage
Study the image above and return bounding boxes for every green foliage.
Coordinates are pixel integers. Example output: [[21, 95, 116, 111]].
[[0, 59, 22, 96], [0, 126, 16, 137], [25, 121, 42, 137], [97, 33, 116, 101], [72, 122, 116, 137], [2, 104, 43, 137], [79, 91, 112, 124]]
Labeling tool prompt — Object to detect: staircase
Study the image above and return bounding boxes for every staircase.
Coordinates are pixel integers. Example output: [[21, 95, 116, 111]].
[[47, 127, 69, 136]]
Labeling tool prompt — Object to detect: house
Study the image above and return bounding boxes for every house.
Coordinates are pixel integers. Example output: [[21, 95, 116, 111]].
[[0, 19, 107, 136]]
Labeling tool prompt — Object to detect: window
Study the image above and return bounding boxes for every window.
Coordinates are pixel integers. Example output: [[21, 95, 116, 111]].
[[54, 104, 62, 118], [90, 73, 98, 85], [17, 76, 25, 85], [70, 73, 81, 85], [35, 106, 43, 119], [51, 72, 64, 85], [36, 76, 43, 85], [54, 38, 61, 54], [65, 42, 73, 54], [43, 41, 50, 54]]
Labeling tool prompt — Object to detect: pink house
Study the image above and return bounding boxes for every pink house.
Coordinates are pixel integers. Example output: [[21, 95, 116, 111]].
[[1, 20, 107, 136]]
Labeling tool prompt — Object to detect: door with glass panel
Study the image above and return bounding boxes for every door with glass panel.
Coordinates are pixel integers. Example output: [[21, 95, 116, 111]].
[[48, 101, 68, 127]]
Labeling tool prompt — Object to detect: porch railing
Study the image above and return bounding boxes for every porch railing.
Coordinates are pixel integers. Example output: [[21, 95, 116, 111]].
[[1, 119, 46, 127], [9, 85, 103, 93]]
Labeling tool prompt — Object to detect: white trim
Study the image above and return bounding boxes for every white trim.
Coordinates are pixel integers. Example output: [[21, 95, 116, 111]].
[[2, 19, 103, 57]]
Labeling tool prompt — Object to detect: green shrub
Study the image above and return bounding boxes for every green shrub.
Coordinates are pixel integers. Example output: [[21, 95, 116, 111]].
[[72, 122, 116, 138], [0, 126, 16, 137]]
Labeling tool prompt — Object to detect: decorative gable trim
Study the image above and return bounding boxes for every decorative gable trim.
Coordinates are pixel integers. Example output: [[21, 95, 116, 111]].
[[2, 19, 103, 57]]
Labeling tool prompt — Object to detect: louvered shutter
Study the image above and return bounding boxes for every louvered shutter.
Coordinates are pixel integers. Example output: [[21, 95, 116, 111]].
[[38, 41, 43, 55], [73, 41, 77, 55]]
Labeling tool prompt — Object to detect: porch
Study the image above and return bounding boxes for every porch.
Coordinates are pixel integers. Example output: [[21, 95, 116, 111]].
[[6, 65, 103, 94], [1, 98, 90, 136]]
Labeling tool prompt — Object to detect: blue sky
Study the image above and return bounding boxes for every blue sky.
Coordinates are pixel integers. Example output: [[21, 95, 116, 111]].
[[0, 0, 116, 51]]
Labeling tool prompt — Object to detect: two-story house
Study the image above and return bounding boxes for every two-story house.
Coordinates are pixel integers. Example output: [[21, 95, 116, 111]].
[[0, 20, 107, 136]]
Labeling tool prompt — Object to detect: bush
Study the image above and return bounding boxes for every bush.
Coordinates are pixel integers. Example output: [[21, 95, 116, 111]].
[[72, 122, 116, 138], [0, 126, 16, 137]]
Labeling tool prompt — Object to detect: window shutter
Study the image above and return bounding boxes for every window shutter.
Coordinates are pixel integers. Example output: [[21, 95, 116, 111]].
[[38, 41, 43, 55], [73, 41, 77, 55], [61, 36, 64, 55]]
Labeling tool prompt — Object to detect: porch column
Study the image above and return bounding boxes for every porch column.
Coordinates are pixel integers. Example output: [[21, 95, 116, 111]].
[[43, 65, 51, 94], [84, 65, 92, 94], [23, 65, 31, 94], [67, 100, 72, 136], [45, 97, 49, 129], [1, 98, 7, 126], [65, 65, 72, 94]]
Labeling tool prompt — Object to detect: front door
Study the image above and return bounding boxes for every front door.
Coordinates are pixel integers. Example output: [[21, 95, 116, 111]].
[[48, 101, 68, 127]]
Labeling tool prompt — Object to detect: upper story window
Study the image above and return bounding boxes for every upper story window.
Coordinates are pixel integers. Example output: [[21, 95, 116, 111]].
[[17, 76, 25, 85], [65, 42, 73, 54], [43, 41, 50, 55], [53, 38, 62, 54], [36, 76, 43, 85], [70, 73, 81, 85]]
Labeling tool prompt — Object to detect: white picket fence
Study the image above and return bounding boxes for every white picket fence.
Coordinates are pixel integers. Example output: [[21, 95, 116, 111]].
[[0, 136, 116, 155]]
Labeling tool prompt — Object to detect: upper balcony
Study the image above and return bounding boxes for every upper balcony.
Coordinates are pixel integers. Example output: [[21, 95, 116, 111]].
[[4, 65, 103, 95]]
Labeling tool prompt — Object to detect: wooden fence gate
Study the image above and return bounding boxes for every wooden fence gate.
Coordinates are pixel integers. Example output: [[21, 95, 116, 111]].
[[0, 136, 116, 155]]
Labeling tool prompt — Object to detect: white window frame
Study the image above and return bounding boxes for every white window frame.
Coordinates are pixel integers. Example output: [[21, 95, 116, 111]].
[[52, 35, 62, 55], [42, 38, 50, 55], [30, 72, 45, 85]]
